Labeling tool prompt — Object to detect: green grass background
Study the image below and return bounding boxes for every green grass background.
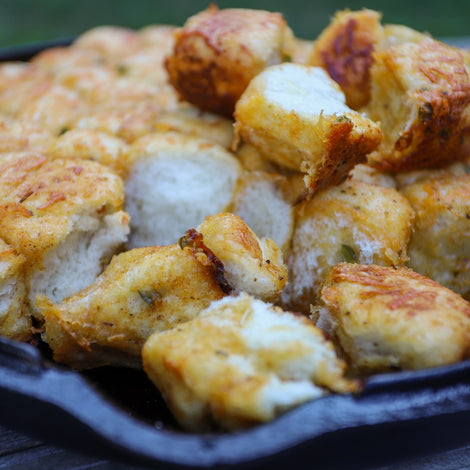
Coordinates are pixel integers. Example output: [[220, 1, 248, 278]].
[[0, 0, 469, 48]]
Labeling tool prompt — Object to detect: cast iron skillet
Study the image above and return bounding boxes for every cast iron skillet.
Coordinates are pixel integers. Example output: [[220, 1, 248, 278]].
[[2, 336, 470, 469], [2, 38, 470, 469]]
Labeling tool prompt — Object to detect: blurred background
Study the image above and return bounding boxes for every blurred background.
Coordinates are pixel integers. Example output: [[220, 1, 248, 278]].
[[0, 0, 469, 48]]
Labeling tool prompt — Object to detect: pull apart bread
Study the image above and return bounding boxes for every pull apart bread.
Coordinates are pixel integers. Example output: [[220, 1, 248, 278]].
[[143, 293, 357, 431], [0, 153, 129, 320], [280, 178, 414, 314], [165, 5, 295, 117], [315, 263, 470, 374], [233, 63, 383, 194], [37, 213, 287, 368], [2, 4, 470, 433], [123, 131, 242, 248], [307, 8, 470, 172], [399, 171, 470, 299]]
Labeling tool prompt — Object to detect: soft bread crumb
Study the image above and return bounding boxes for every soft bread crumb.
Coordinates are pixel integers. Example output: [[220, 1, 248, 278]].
[[234, 63, 382, 194], [124, 132, 242, 247], [142, 293, 357, 431]]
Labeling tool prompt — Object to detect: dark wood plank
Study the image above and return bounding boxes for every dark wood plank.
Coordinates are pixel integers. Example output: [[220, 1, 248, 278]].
[[0, 424, 147, 470], [0, 440, 148, 470], [0, 425, 41, 457]]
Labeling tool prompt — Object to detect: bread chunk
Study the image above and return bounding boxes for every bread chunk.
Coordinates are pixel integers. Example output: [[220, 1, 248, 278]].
[[290, 37, 315, 65], [0, 239, 30, 341], [124, 132, 242, 248], [165, 5, 294, 117], [316, 263, 470, 373], [31, 47, 106, 75], [37, 243, 227, 369], [347, 163, 396, 188], [230, 170, 294, 253], [234, 63, 382, 194], [143, 293, 357, 431], [17, 84, 86, 135], [400, 172, 470, 298], [379, 24, 429, 49], [118, 25, 176, 85], [73, 26, 143, 62], [366, 38, 470, 172], [0, 117, 55, 154], [0, 64, 52, 116], [195, 213, 287, 302], [73, 102, 167, 143], [309, 9, 383, 109], [155, 103, 234, 149], [281, 179, 414, 314], [0, 154, 129, 317], [47, 128, 129, 175]]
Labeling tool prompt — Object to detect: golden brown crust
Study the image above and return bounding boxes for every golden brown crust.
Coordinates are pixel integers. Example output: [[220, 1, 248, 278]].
[[0, 153, 125, 264], [400, 172, 470, 298], [143, 293, 357, 431], [366, 38, 470, 172], [317, 263, 470, 373], [309, 9, 383, 109], [0, 239, 30, 342], [47, 128, 129, 175], [165, 6, 294, 117], [197, 213, 287, 302], [233, 64, 382, 194], [38, 244, 227, 368], [281, 179, 414, 314]]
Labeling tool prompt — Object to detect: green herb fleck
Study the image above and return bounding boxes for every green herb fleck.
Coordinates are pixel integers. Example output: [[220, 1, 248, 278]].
[[341, 244, 358, 263], [336, 115, 350, 123], [116, 64, 128, 75], [138, 289, 160, 307]]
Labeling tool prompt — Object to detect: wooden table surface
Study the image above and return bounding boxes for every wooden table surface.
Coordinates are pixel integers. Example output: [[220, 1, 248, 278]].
[[2, 422, 470, 470], [0, 424, 147, 469]]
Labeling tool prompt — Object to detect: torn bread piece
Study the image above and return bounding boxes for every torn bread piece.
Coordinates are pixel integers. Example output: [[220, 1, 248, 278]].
[[16, 83, 87, 136], [379, 24, 429, 49], [366, 37, 470, 172], [234, 63, 382, 194], [0, 238, 30, 342], [154, 103, 234, 149], [72, 101, 166, 143], [72, 26, 143, 63], [280, 179, 414, 314], [37, 211, 286, 368], [165, 5, 294, 117], [37, 243, 227, 369], [400, 172, 470, 299], [0, 153, 129, 318], [143, 293, 357, 431], [230, 170, 294, 253], [315, 263, 470, 374], [308, 9, 383, 110], [0, 116, 55, 154], [194, 213, 287, 302], [117, 25, 176, 85], [47, 128, 129, 176], [124, 132, 242, 248]]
